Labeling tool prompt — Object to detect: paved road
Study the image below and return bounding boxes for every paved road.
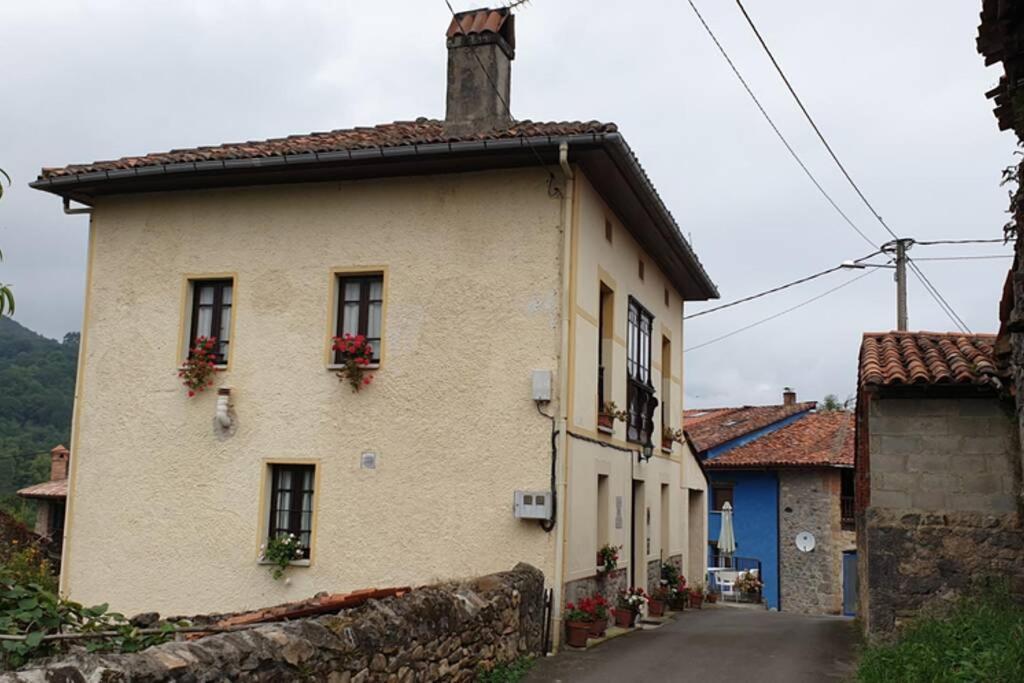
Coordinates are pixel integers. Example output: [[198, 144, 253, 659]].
[[524, 606, 858, 683]]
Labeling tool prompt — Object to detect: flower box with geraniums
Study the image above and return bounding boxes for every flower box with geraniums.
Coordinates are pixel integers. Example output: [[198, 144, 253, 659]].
[[597, 401, 626, 432], [581, 595, 610, 637], [735, 570, 763, 603], [662, 426, 684, 453], [260, 533, 304, 580], [331, 333, 375, 392], [563, 602, 593, 648], [614, 587, 648, 628], [178, 336, 222, 397], [597, 543, 620, 576]]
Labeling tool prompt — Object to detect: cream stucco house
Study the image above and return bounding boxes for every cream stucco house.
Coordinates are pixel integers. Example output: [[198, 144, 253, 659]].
[[31, 7, 717, 637]]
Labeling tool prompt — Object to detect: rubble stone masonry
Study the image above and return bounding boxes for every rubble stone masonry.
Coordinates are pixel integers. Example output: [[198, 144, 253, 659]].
[[2, 564, 545, 682]]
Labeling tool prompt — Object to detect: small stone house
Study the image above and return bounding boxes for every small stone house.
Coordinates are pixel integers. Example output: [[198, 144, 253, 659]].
[[29, 5, 716, 639], [684, 391, 856, 614], [16, 444, 69, 553], [855, 331, 1024, 635]]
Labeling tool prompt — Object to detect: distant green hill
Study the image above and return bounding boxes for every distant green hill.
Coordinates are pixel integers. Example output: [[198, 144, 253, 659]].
[[0, 317, 78, 524]]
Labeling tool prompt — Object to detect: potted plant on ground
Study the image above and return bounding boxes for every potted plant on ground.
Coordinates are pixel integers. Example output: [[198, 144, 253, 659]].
[[649, 584, 671, 617], [597, 543, 620, 575], [582, 595, 610, 637], [598, 401, 627, 431], [563, 602, 592, 648], [689, 582, 705, 609], [735, 571, 763, 603], [614, 587, 648, 628], [669, 576, 689, 610], [706, 588, 720, 604]]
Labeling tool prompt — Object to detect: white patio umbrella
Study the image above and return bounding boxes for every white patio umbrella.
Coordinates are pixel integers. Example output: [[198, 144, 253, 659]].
[[718, 501, 737, 558]]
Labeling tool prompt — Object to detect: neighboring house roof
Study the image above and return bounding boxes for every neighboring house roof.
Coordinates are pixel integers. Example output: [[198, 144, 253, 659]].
[[683, 401, 816, 454], [703, 411, 854, 469], [17, 479, 67, 500], [858, 331, 1001, 390]]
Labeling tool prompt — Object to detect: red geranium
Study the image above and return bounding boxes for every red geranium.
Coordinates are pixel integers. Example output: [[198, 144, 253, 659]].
[[332, 333, 375, 392], [178, 336, 221, 397]]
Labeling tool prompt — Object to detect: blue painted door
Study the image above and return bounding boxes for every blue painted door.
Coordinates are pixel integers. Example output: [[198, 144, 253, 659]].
[[842, 551, 857, 616]]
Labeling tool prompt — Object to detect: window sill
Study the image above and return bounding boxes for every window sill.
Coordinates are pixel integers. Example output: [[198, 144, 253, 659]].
[[327, 363, 380, 371], [597, 425, 615, 435], [258, 559, 310, 568], [661, 447, 673, 455]]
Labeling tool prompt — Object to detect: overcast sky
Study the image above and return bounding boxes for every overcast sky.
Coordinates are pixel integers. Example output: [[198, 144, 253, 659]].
[[0, 1, 1015, 408]]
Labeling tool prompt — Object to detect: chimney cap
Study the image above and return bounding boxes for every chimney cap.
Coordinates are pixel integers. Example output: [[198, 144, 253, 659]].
[[51, 444, 69, 455], [446, 7, 515, 55]]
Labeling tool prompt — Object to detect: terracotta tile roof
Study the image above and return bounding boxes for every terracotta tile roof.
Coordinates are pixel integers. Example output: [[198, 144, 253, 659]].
[[858, 331, 1001, 389], [17, 479, 67, 500], [704, 411, 854, 469], [683, 402, 817, 454], [37, 119, 618, 180]]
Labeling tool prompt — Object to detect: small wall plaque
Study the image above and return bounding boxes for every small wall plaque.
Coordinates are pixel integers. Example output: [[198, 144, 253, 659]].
[[360, 452, 377, 470], [615, 496, 623, 529]]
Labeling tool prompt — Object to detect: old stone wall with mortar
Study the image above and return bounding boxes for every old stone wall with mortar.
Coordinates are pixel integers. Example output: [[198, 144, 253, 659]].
[[2, 564, 545, 683], [779, 469, 853, 615]]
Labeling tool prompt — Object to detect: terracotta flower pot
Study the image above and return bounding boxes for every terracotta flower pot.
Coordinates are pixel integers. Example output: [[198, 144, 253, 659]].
[[707, 592, 719, 604], [598, 413, 613, 429], [648, 598, 666, 617], [588, 615, 607, 637], [690, 593, 703, 609], [565, 620, 591, 648], [613, 608, 637, 628]]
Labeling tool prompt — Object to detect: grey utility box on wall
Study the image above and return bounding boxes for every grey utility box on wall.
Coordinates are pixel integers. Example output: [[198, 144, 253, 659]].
[[514, 490, 553, 520]]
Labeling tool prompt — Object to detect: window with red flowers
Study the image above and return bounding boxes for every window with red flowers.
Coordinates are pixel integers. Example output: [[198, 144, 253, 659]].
[[335, 274, 382, 364]]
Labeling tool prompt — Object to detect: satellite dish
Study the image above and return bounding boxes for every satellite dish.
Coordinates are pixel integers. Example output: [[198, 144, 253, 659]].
[[795, 531, 816, 552]]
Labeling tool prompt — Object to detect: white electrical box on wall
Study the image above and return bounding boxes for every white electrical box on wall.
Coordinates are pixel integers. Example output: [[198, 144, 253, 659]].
[[514, 490, 553, 520], [532, 370, 552, 402]]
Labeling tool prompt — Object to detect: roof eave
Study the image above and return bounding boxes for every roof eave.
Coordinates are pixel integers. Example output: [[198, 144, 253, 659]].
[[30, 133, 719, 301]]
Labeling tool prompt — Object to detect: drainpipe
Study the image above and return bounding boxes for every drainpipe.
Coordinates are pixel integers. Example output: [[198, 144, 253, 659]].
[[550, 141, 574, 650], [63, 197, 93, 215]]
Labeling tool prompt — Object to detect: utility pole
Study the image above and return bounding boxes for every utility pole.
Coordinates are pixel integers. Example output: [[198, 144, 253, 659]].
[[883, 239, 913, 331]]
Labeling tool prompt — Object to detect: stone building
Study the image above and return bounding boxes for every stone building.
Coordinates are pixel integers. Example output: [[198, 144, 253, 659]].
[[16, 444, 69, 556], [685, 391, 856, 614], [854, 331, 1024, 635], [27, 4, 715, 642]]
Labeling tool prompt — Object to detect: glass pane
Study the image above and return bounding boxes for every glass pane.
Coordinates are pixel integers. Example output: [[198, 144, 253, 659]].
[[342, 303, 359, 336], [369, 279, 383, 300], [197, 285, 214, 305], [344, 282, 361, 302], [368, 339, 380, 359], [221, 285, 232, 305], [196, 306, 213, 338], [219, 307, 231, 343], [368, 302, 382, 338]]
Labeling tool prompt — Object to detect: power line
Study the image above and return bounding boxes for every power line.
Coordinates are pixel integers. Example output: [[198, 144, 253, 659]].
[[685, 269, 879, 352], [684, 249, 880, 320], [911, 255, 1012, 261], [684, 0, 878, 249], [915, 238, 1012, 246], [733, 0, 974, 333]]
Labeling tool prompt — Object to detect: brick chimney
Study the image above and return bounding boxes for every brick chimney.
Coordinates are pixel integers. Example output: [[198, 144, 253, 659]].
[[444, 7, 515, 137], [50, 444, 70, 481], [783, 387, 796, 406]]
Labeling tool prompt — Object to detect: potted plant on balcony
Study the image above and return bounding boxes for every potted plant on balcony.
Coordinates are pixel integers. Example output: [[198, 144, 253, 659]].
[[582, 595, 610, 637], [598, 401, 627, 431], [178, 336, 221, 397], [563, 602, 592, 648], [331, 333, 375, 392], [614, 587, 648, 628], [689, 582, 705, 609], [597, 544, 620, 575], [661, 426, 683, 452]]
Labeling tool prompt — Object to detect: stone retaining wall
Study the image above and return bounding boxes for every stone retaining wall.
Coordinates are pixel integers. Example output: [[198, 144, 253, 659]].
[[2, 564, 545, 682]]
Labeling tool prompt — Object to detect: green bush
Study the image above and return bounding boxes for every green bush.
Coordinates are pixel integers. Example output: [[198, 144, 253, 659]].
[[858, 586, 1024, 683], [476, 656, 534, 683]]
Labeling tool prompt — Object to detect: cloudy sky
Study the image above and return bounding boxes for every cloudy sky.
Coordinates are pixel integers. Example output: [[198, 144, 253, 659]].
[[0, 1, 1015, 408]]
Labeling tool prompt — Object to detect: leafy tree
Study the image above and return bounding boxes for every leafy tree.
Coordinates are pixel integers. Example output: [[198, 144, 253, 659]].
[[821, 394, 849, 412]]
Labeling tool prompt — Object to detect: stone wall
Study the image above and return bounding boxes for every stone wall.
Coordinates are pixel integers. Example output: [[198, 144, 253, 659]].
[[3, 564, 545, 682], [860, 395, 1024, 635], [779, 469, 853, 615], [862, 509, 1024, 634], [563, 567, 627, 607]]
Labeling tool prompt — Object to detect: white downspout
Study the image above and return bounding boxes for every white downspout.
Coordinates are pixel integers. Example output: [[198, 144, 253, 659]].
[[551, 142, 574, 650]]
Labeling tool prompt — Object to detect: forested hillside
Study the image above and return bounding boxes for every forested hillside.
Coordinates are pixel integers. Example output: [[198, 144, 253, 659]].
[[0, 317, 78, 523]]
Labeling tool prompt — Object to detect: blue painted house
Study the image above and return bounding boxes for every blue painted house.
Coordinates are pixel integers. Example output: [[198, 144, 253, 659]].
[[684, 390, 855, 614]]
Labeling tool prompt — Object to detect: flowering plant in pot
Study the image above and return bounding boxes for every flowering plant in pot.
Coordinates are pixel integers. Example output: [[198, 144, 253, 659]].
[[706, 587, 720, 604], [662, 426, 684, 451], [563, 602, 592, 648], [614, 587, 648, 628], [581, 595, 610, 637], [670, 576, 689, 609], [597, 543, 620, 574], [260, 533, 304, 580], [649, 584, 672, 617], [689, 582, 705, 609], [735, 571, 763, 602], [178, 336, 221, 397], [331, 333, 375, 392], [598, 401, 627, 430]]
